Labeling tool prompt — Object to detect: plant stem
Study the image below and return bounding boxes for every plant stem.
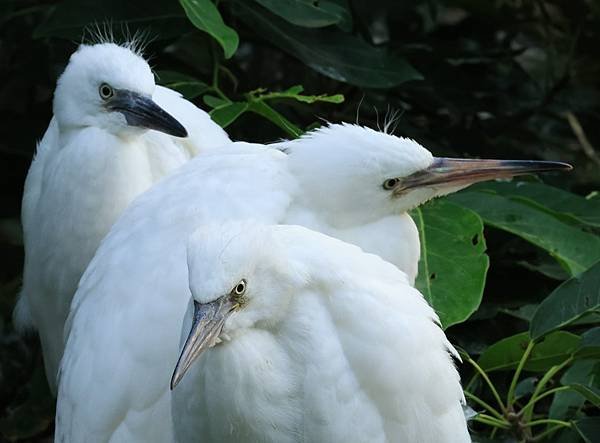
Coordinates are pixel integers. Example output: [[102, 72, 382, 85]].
[[531, 424, 569, 441], [520, 386, 570, 413], [521, 357, 573, 422], [507, 339, 535, 408], [463, 353, 507, 414], [523, 418, 571, 428], [473, 415, 511, 430], [464, 391, 505, 421]]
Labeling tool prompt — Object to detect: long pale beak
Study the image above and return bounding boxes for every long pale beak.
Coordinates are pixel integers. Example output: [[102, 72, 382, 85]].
[[393, 157, 572, 195], [107, 90, 188, 137], [170, 297, 234, 390]]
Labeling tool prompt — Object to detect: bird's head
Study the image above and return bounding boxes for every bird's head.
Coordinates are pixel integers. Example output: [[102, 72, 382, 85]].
[[283, 124, 571, 226], [170, 222, 306, 389], [53, 43, 187, 138]]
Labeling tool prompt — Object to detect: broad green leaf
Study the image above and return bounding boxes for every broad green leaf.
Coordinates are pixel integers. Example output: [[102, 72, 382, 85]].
[[209, 102, 248, 127], [573, 417, 600, 443], [35, 0, 189, 39], [469, 181, 600, 228], [478, 331, 580, 372], [550, 359, 599, 419], [412, 199, 488, 328], [179, 0, 239, 58], [203, 95, 230, 109], [254, 0, 351, 29], [576, 327, 600, 359], [155, 71, 210, 99], [450, 191, 600, 276], [514, 377, 537, 399], [530, 261, 600, 339], [232, 1, 422, 88], [248, 101, 303, 138], [568, 383, 600, 406]]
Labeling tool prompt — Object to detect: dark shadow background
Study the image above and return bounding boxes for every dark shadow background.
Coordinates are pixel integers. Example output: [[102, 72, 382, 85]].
[[0, 0, 598, 441]]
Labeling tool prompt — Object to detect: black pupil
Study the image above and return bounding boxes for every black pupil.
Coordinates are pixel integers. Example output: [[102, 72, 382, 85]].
[[101, 86, 111, 97], [236, 283, 244, 293], [386, 179, 397, 188]]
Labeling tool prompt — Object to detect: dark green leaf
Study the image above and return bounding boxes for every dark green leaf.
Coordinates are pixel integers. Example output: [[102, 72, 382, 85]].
[[550, 359, 598, 420], [232, 1, 421, 88], [35, 0, 189, 40], [254, 0, 352, 29], [155, 70, 210, 99], [469, 181, 600, 228], [209, 102, 248, 127], [412, 199, 488, 328], [478, 331, 580, 372], [450, 191, 600, 276], [530, 261, 600, 339], [203, 94, 230, 109], [248, 101, 303, 138], [573, 417, 600, 443], [575, 327, 600, 359], [567, 383, 600, 406], [179, 0, 239, 58]]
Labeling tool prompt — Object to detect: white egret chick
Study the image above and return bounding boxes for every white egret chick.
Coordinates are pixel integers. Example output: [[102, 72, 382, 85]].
[[170, 222, 471, 442], [15, 42, 230, 392], [56, 130, 569, 442]]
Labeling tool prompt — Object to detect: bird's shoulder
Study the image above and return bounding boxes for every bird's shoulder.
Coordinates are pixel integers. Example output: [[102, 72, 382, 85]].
[[152, 85, 231, 156]]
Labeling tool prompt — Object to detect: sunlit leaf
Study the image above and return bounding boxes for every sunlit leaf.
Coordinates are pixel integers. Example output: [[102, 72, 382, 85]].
[[412, 199, 488, 328]]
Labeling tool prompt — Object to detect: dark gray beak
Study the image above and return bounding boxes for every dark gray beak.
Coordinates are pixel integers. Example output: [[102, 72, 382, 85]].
[[170, 297, 235, 390], [107, 90, 188, 138], [393, 158, 572, 196]]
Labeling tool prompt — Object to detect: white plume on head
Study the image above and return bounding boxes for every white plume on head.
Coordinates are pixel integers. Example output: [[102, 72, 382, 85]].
[[279, 123, 434, 226]]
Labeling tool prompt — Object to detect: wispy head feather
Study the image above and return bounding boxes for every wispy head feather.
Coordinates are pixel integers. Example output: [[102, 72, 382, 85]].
[[81, 22, 154, 58]]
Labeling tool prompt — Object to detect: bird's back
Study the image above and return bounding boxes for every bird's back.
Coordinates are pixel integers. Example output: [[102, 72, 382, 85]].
[[56, 144, 294, 442]]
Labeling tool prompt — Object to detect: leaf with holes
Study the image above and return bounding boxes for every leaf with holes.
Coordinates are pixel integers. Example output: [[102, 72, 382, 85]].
[[411, 199, 488, 328], [450, 190, 600, 276]]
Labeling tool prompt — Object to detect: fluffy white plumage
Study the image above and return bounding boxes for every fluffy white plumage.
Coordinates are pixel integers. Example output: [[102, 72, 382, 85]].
[[16, 42, 230, 392], [170, 222, 470, 442], [55, 133, 472, 442]]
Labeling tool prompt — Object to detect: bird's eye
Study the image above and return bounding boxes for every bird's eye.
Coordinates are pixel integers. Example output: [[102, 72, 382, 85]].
[[99, 83, 114, 100], [382, 178, 400, 190], [232, 279, 247, 296]]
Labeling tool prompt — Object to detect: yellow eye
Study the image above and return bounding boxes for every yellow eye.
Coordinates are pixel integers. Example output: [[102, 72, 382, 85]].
[[99, 83, 114, 100], [383, 178, 400, 190], [233, 279, 247, 296]]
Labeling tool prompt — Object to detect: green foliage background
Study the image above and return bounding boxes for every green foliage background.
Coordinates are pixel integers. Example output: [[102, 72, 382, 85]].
[[0, 0, 599, 441]]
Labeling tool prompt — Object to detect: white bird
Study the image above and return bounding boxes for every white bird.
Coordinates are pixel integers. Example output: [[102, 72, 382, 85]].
[[15, 42, 231, 393], [169, 221, 471, 442], [55, 127, 569, 442]]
